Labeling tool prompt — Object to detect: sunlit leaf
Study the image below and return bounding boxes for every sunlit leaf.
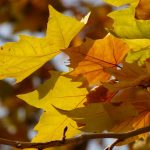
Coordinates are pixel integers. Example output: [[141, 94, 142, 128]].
[[18, 71, 88, 141], [64, 34, 129, 86], [0, 5, 87, 83], [108, 6, 150, 38]]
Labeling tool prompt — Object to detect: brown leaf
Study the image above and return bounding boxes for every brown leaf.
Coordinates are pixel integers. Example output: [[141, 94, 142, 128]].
[[104, 62, 150, 91], [135, 0, 150, 20], [86, 84, 116, 103]]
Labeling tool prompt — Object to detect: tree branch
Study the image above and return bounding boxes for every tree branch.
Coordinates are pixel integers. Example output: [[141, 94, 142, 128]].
[[0, 126, 150, 149]]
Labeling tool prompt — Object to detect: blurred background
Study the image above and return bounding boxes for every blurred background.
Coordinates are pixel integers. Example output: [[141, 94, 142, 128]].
[[0, 0, 147, 150]]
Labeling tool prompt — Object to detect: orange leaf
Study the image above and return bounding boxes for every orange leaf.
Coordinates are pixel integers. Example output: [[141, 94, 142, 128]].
[[64, 34, 129, 86], [111, 87, 150, 143], [133, 111, 150, 139], [135, 0, 150, 20], [112, 87, 150, 137]]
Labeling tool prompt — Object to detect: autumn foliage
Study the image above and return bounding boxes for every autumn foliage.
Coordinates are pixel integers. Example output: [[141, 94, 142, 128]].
[[0, 0, 150, 149]]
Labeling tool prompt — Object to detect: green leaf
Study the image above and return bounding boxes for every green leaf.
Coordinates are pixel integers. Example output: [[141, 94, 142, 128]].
[[108, 7, 150, 38], [126, 49, 150, 65]]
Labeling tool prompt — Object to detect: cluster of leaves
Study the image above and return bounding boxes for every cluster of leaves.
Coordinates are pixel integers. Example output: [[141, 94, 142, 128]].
[[0, 0, 150, 149]]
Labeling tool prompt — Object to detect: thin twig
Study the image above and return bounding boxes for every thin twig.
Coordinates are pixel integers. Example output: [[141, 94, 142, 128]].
[[105, 139, 123, 150], [0, 126, 149, 149]]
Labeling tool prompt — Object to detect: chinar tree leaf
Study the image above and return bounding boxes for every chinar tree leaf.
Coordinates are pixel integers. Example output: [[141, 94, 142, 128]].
[[17, 71, 88, 141], [32, 110, 80, 142], [0, 5, 88, 83], [108, 6, 150, 39], [126, 48, 150, 65], [57, 102, 137, 133], [106, 1, 150, 64], [123, 39, 150, 64], [104, 62, 150, 91], [64, 33, 129, 86]]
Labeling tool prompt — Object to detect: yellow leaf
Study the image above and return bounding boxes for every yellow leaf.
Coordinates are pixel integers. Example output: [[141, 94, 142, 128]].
[[18, 71, 87, 111], [105, 2, 150, 64], [108, 6, 150, 38], [32, 110, 80, 142], [123, 39, 150, 65], [18, 71, 88, 141], [103, 0, 139, 7], [46, 5, 87, 49], [0, 36, 57, 83], [0, 5, 87, 83], [125, 49, 150, 65], [124, 39, 150, 51]]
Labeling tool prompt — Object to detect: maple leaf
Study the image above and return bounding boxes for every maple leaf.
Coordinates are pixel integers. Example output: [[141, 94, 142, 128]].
[[18, 71, 88, 141], [105, 0, 150, 64], [111, 87, 150, 140], [124, 39, 150, 52], [32, 110, 80, 142], [123, 38, 150, 65], [64, 34, 129, 86], [0, 5, 88, 83], [99, 62, 150, 142], [57, 102, 137, 133], [104, 62, 150, 91], [126, 48, 150, 65], [108, 5, 150, 39]]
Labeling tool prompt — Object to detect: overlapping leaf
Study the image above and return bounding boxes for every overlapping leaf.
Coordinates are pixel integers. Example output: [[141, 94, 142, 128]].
[[108, 7, 150, 39], [105, 0, 150, 64], [112, 87, 150, 139], [122, 39, 150, 64], [18, 71, 88, 141], [103, 0, 139, 7], [64, 34, 129, 86], [58, 102, 137, 133], [2, 0, 150, 148], [126, 49, 150, 64], [102, 63, 150, 139], [0, 5, 87, 83], [104, 62, 150, 91], [86, 85, 116, 103]]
